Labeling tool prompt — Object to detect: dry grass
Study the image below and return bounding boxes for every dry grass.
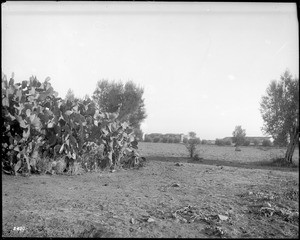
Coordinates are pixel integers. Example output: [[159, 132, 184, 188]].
[[138, 142, 299, 166]]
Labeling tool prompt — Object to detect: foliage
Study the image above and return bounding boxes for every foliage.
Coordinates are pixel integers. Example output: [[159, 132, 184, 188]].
[[144, 133, 181, 144], [260, 70, 299, 163], [253, 139, 260, 146], [201, 139, 208, 145], [188, 131, 197, 138], [92, 79, 147, 134], [243, 140, 251, 146], [262, 139, 272, 147], [2, 73, 139, 175], [272, 132, 288, 147], [144, 135, 152, 142], [215, 139, 225, 146], [232, 125, 246, 146], [184, 132, 200, 158], [185, 138, 200, 158], [133, 127, 144, 141]]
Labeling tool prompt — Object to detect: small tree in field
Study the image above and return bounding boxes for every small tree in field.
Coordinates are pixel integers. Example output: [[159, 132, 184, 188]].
[[232, 125, 246, 146], [185, 132, 200, 158], [260, 70, 299, 164]]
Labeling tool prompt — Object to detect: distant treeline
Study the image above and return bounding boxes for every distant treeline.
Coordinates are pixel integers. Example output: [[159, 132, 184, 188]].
[[143, 134, 273, 147], [143, 133, 201, 144], [144, 133, 182, 143]]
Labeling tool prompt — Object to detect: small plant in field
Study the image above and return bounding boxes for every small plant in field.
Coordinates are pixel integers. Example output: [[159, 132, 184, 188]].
[[184, 133, 201, 158], [67, 161, 85, 175], [80, 142, 104, 172], [193, 153, 203, 161], [54, 157, 67, 174], [120, 150, 146, 169]]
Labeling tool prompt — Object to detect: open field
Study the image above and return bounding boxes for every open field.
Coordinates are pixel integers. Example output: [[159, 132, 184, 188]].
[[2, 142, 299, 238], [138, 142, 299, 166]]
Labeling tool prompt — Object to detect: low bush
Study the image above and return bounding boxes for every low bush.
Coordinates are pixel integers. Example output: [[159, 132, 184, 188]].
[[262, 139, 272, 147], [144, 136, 152, 142], [253, 139, 260, 146], [215, 139, 225, 146]]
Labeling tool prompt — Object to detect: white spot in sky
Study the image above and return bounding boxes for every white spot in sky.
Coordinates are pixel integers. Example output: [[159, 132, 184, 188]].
[[228, 75, 235, 81]]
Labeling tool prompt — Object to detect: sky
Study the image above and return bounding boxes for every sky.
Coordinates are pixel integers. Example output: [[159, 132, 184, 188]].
[[2, 2, 299, 140]]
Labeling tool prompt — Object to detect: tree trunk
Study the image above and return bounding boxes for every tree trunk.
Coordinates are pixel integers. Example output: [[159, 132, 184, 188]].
[[284, 127, 299, 164]]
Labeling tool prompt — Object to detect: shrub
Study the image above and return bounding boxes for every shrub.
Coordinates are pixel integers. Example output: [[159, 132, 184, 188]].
[[162, 137, 168, 143], [262, 139, 272, 147], [185, 138, 200, 158], [174, 137, 181, 143], [253, 139, 259, 146], [144, 136, 152, 142], [215, 139, 225, 146], [153, 137, 160, 143], [201, 139, 208, 145], [243, 140, 251, 146], [225, 140, 232, 146], [183, 138, 188, 144], [168, 138, 174, 143]]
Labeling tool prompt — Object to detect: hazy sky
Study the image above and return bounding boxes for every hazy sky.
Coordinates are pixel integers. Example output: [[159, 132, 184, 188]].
[[2, 2, 298, 139]]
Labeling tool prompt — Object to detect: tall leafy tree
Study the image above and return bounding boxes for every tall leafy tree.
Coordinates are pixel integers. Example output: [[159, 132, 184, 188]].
[[232, 125, 246, 146], [260, 70, 299, 164], [92, 79, 147, 136], [188, 131, 197, 138]]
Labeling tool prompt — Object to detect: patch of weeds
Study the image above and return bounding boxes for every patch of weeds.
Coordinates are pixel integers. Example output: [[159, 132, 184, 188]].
[[67, 161, 85, 175], [239, 190, 299, 225], [271, 158, 298, 167], [36, 157, 52, 174], [284, 188, 299, 201], [203, 226, 226, 237]]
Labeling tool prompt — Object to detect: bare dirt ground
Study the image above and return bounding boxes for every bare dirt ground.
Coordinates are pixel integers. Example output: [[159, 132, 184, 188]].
[[2, 143, 299, 238]]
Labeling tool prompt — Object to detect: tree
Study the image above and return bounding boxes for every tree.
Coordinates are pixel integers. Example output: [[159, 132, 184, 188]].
[[92, 79, 147, 131], [185, 132, 200, 158], [232, 125, 246, 146], [188, 131, 197, 138], [260, 70, 299, 164], [65, 89, 75, 102]]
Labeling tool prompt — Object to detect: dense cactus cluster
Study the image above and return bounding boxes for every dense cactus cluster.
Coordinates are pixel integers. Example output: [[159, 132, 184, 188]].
[[2, 73, 141, 175]]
